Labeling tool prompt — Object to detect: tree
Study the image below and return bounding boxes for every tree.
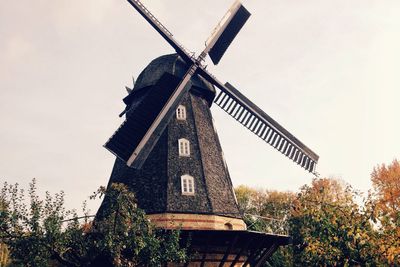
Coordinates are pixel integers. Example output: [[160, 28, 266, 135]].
[[236, 185, 294, 221], [371, 159, 400, 221], [290, 178, 377, 266], [371, 159, 400, 265], [0, 179, 187, 266], [235, 185, 294, 267], [236, 178, 380, 266]]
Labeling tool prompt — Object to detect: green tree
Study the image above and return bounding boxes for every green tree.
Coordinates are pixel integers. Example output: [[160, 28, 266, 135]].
[[0, 179, 186, 266], [290, 178, 377, 266], [236, 178, 383, 266], [235, 185, 294, 267]]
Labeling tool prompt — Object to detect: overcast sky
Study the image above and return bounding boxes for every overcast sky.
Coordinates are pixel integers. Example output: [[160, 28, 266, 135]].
[[1, 0, 399, 213]]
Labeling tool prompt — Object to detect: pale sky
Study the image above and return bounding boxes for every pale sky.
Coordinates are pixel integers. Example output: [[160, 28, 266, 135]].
[[1, 0, 399, 213]]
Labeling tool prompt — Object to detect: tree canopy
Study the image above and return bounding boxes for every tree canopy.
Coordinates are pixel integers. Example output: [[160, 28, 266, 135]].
[[1, 158, 399, 266], [371, 159, 400, 264], [235, 159, 400, 266], [0, 180, 186, 266]]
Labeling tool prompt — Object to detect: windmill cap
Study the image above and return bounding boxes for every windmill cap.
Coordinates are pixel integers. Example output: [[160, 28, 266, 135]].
[[134, 54, 216, 106]]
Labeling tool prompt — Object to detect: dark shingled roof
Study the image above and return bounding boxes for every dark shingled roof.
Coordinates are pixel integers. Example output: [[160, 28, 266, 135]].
[[134, 54, 216, 106]]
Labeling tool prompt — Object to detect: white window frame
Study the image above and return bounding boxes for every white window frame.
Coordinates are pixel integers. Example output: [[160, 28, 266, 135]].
[[181, 174, 195, 195], [178, 138, 190, 157], [176, 105, 187, 120]]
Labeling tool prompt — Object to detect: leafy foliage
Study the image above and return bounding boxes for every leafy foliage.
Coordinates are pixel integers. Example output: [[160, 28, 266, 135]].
[[371, 159, 400, 265], [371, 159, 400, 220], [236, 186, 294, 220], [2, 159, 399, 266], [0, 179, 186, 266], [290, 178, 377, 266], [235, 186, 294, 266], [235, 175, 398, 266]]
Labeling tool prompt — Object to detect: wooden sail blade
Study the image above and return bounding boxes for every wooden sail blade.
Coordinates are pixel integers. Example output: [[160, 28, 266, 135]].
[[104, 72, 190, 168], [215, 84, 318, 173], [198, 68, 319, 173], [125, 0, 195, 65], [206, 1, 251, 65]]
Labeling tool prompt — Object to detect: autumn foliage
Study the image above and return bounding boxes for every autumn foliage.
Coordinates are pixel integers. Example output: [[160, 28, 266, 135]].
[[371, 159, 400, 220], [290, 178, 376, 266], [371, 159, 400, 265], [235, 159, 400, 266], [1, 159, 399, 266]]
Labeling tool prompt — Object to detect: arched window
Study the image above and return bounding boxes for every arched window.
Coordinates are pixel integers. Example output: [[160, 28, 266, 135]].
[[176, 105, 186, 120], [178, 138, 190, 157], [181, 174, 195, 195]]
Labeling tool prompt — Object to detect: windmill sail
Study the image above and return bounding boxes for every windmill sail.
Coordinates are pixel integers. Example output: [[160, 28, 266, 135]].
[[114, 0, 319, 173], [125, 0, 194, 64], [198, 68, 319, 173], [105, 73, 183, 167], [114, 0, 251, 169], [206, 1, 251, 65]]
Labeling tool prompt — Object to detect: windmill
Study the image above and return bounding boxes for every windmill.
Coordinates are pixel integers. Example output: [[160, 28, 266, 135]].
[[98, 0, 319, 266]]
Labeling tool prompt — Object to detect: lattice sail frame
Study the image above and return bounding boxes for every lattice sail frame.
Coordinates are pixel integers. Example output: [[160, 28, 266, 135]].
[[214, 84, 318, 173]]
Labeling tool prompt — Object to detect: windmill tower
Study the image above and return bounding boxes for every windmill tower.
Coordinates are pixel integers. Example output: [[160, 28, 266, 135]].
[[98, 0, 319, 265], [105, 54, 246, 231]]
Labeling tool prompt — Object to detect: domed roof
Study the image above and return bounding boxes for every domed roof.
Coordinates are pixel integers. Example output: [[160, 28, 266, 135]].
[[134, 54, 216, 105]]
